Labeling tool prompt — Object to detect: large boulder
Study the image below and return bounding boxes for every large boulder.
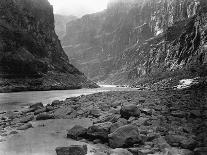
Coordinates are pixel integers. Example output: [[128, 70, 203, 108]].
[[108, 125, 142, 148], [67, 125, 87, 140], [120, 104, 140, 119], [56, 145, 87, 155], [87, 122, 112, 141]]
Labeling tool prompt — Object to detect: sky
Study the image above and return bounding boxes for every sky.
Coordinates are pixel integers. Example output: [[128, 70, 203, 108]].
[[48, 0, 108, 17]]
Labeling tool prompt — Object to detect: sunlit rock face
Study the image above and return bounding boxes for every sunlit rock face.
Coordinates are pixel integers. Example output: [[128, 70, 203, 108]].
[[62, 0, 207, 84], [0, 0, 98, 92]]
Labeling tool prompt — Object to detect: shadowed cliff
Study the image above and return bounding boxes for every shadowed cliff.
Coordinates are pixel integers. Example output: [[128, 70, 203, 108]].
[[0, 0, 98, 92]]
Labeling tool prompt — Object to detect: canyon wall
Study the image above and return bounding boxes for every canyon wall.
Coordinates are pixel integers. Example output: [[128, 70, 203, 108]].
[[62, 0, 207, 85], [0, 0, 97, 92]]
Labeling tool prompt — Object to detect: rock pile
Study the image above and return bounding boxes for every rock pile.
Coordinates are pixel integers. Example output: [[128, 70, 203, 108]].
[[0, 86, 206, 155]]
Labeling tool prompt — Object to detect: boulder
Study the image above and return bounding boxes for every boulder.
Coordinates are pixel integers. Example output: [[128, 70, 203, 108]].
[[53, 106, 72, 118], [67, 125, 87, 140], [132, 117, 149, 126], [110, 120, 128, 133], [87, 122, 112, 141], [108, 125, 142, 148], [17, 123, 32, 130], [34, 108, 46, 115], [36, 113, 54, 120], [111, 148, 133, 155], [29, 102, 44, 111], [164, 148, 194, 155], [90, 109, 101, 117], [56, 145, 87, 155], [51, 100, 62, 106], [120, 104, 140, 119], [19, 115, 34, 123], [165, 135, 197, 149]]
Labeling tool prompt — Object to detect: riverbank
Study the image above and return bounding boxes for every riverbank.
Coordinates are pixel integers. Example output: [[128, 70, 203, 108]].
[[0, 84, 206, 155]]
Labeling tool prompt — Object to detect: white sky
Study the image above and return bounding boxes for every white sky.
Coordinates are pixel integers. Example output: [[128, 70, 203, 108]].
[[48, 0, 108, 17]]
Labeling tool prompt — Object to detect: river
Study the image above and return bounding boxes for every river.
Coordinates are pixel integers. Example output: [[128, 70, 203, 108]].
[[0, 85, 137, 112]]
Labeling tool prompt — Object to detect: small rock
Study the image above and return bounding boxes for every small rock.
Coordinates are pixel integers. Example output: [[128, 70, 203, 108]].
[[34, 108, 46, 115], [171, 111, 186, 118], [17, 123, 32, 130], [140, 108, 152, 116], [181, 138, 197, 150], [93, 139, 102, 144], [111, 148, 133, 155], [36, 113, 54, 120], [20, 115, 34, 123], [120, 104, 141, 119], [29, 102, 44, 110], [0, 139, 6, 142], [110, 120, 128, 133], [128, 148, 154, 155], [164, 148, 194, 155], [53, 106, 72, 118], [51, 100, 62, 106], [67, 125, 87, 140], [190, 110, 202, 118], [90, 109, 101, 118], [132, 117, 149, 126], [128, 117, 136, 123], [9, 131, 18, 135], [56, 145, 87, 155]]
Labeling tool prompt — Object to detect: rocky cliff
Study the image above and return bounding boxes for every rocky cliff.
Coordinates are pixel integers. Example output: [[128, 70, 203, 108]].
[[62, 0, 207, 86], [54, 14, 77, 39], [0, 0, 97, 92]]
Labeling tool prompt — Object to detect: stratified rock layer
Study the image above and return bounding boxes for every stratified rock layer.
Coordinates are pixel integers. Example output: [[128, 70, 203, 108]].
[[0, 0, 97, 92], [62, 0, 207, 85]]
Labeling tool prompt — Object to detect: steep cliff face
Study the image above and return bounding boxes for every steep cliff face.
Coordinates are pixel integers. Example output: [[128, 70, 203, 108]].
[[54, 14, 77, 39], [0, 0, 97, 92], [62, 0, 207, 85]]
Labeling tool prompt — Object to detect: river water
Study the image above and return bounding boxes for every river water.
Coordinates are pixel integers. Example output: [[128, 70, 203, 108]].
[[0, 85, 136, 112]]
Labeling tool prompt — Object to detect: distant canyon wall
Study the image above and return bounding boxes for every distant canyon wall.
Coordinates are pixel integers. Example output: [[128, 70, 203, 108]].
[[61, 0, 207, 84]]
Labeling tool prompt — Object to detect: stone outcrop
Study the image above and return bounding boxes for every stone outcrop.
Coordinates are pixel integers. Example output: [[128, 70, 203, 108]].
[[62, 0, 207, 85], [0, 0, 98, 92]]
